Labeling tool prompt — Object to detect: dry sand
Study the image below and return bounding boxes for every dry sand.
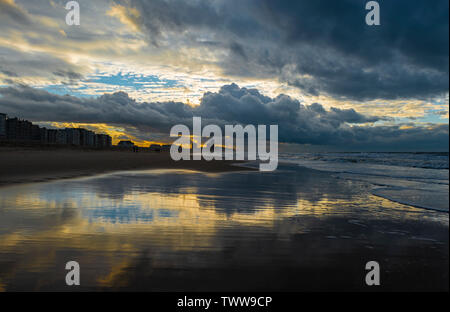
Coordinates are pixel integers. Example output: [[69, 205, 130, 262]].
[[0, 147, 250, 187]]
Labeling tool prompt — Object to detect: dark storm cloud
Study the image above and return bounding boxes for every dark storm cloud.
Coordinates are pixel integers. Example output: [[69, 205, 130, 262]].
[[116, 0, 448, 101], [0, 84, 447, 151]]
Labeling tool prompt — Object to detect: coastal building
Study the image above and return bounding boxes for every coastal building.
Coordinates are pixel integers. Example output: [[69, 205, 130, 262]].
[[79, 128, 87, 146], [161, 144, 171, 152], [5, 118, 18, 140], [95, 134, 103, 147], [39, 127, 48, 144], [87, 131, 95, 146], [19, 119, 32, 141], [79, 129, 95, 147], [96, 134, 112, 148], [0, 113, 6, 139], [1, 113, 112, 148], [31, 125, 41, 142], [6, 117, 32, 141], [66, 128, 80, 145], [149, 144, 161, 152], [118, 140, 135, 147], [56, 129, 67, 145], [47, 129, 57, 144]]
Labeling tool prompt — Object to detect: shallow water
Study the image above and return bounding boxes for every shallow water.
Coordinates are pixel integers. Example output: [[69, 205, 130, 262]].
[[0, 165, 448, 291], [279, 152, 449, 212]]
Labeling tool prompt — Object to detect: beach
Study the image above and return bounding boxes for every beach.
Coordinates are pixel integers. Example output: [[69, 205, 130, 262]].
[[0, 147, 247, 187], [0, 159, 448, 291], [0, 0, 448, 298]]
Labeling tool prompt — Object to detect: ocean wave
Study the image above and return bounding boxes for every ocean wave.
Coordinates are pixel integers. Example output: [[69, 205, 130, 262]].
[[279, 152, 449, 212], [280, 152, 449, 170]]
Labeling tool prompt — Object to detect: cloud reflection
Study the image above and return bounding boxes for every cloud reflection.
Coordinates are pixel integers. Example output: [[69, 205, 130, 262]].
[[0, 167, 447, 291]]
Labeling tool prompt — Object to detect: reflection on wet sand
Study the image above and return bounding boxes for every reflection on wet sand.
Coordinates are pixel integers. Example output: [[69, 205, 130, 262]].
[[0, 165, 448, 291]]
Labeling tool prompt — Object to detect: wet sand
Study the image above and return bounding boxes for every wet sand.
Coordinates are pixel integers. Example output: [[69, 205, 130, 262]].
[[0, 147, 249, 187], [0, 165, 447, 291]]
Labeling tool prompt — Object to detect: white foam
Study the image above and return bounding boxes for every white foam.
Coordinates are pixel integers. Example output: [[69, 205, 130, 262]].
[[279, 153, 449, 212]]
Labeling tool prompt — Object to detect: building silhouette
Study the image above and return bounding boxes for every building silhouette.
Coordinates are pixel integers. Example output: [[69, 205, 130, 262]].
[[118, 140, 135, 147], [6, 117, 32, 141], [96, 134, 112, 148], [149, 144, 161, 152], [66, 128, 80, 145], [55, 129, 67, 145], [47, 129, 57, 144], [161, 144, 171, 152], [0, 113, 112, 148], [0, 113, 6, 139], [80, 129, 95, 146]]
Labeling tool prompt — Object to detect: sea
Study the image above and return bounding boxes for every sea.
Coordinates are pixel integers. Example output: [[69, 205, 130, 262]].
[[279, 152, 449, 212]]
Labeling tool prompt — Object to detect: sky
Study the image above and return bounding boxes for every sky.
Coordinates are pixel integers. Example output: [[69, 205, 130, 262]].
[[0, 0, 448, 151]]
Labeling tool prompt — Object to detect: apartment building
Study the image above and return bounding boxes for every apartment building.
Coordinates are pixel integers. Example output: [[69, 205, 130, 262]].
[[0, 113, 6, 138]]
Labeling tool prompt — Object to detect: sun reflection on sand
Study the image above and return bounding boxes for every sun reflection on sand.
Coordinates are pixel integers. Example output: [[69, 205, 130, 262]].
[[0, 168, 447, 291]]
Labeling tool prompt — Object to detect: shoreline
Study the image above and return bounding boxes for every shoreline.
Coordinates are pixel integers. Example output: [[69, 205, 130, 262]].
[[276, 159, 449, 213], [0, 147, 253, 187], [0, 162, 447, 291]]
